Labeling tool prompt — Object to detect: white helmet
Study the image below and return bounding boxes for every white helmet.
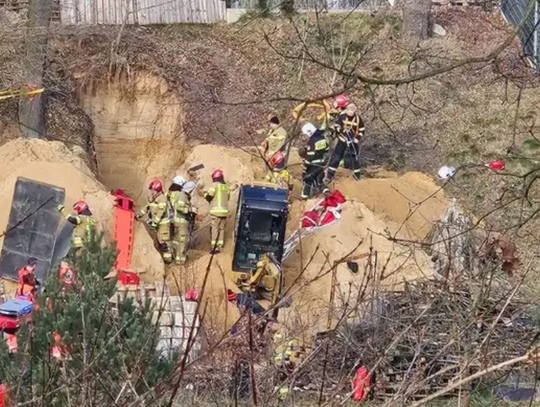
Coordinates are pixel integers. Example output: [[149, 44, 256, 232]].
[[183, 181, 197, 194], [302, 123, 317, 137], [173, 175, 186, 186], [437, 165, 456, 180]]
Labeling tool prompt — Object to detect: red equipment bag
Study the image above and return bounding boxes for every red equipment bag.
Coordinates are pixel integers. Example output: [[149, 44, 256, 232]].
[[352, 366, 371, 401], [301, 211, 319, 228]]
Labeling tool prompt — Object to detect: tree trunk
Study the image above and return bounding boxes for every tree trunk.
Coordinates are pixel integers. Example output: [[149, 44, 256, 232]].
[[18, 0, 52, 138], [401, 0, 432, 40]]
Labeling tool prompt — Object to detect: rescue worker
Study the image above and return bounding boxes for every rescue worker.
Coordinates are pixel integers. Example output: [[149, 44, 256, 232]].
[[167, 175, 192, 264], [16, 257, 39, 295], [135, 178, 172, 263], [300, 122, 329, 200], [16, 273, 38, 309], [264, 151, 293, 192], [204, 169, 230, 253], [261, 114, 288, 160], [268, 321, 305, 399], [57, 200, 96, 255], [327, 103, 365, 181], [227, 289, 267, 316]]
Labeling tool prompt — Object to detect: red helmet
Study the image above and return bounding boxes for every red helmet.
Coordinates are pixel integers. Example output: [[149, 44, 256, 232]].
[[270, 151, 285, 167], [212, 169, 224, 181], [148, 178, 163, 193], [333, 94, 350, 109], [227, 289, 237, 302], [488, 159, 505, 171], [73, 200, 88, 214]]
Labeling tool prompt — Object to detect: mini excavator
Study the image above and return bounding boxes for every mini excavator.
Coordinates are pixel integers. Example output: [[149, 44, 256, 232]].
[[230, 252, 283, 305], [231, 182, 289, 310]]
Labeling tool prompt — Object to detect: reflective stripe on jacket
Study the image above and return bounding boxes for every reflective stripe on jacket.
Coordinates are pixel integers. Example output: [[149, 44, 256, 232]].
[[168, 190, 191, 222], [205, 182, 230, 217]]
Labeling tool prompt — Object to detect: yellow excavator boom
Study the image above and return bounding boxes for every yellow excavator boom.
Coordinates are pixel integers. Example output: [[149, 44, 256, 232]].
[[0, 85, 44, 101]]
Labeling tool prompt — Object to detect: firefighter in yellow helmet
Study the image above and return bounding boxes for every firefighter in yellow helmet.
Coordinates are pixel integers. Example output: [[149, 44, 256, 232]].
[[57, 200, 96, 256], [136, 178, 172, 263], [265, 151, 293, 192], [261, 114, 288, 160], [204, 169, 230, 254], [167, 175, 192, 264]]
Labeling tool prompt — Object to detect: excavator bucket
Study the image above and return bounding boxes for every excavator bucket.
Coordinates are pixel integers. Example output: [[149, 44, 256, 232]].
[[0, 177, 65, 282]]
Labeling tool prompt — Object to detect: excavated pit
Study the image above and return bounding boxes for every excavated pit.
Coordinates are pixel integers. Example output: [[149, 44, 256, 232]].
[[79, 72, 187, 198]]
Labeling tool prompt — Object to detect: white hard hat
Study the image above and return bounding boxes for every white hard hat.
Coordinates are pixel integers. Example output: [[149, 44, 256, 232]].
[[302, 123, 317, 137], [173, 175, 186, 186], [437, 165, 456, 180], [183, 181, 196, 194]]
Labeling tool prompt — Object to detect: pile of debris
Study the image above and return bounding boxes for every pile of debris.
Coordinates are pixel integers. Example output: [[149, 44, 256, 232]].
[[304, 280, 537, 401]]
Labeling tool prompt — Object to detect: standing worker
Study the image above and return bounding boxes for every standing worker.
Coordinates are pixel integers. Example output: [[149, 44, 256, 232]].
[[167, 175, 192, 264], [16, 257, 39, 293], [261, 114, 288, 161], [57, 201, 96, 256], [204, 169, 230, 254], [300, 123, 329, 200], [327, 103, 365, 181], [135, 179, 172, 263]]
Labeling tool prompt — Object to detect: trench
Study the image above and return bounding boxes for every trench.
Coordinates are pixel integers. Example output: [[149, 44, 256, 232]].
[[79, 71, 188, 200]]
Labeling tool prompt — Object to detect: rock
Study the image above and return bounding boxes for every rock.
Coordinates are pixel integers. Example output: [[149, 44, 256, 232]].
[[432, 23, 447, 37]]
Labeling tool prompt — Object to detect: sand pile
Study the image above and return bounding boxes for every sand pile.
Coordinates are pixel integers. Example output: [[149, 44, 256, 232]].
[[0, 138, 164, 291], [165, 144, 448, 338]]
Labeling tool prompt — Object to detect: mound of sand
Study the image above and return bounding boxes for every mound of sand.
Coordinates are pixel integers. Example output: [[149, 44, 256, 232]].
[[166, 144, 448, 339], [0, 138, 164, 292]]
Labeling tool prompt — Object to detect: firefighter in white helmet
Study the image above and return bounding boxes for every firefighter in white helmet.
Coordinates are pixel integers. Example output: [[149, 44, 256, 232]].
[[300, 123, 329, 200]]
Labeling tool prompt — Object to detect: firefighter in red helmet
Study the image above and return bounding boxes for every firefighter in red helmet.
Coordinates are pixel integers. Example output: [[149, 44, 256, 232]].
[[265, 151, 293, 192], [204, 169, 230, 254], [136, 178, 173, 263], [57, 200, 96, 256]]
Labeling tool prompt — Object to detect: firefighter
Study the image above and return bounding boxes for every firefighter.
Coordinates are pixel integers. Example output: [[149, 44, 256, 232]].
[[261, 114, 288, 160], [300, 122, 329, 200], [167, 175, 192, 264], [135, 178, 172, 263], [265, 151, 293, 192], [204, 169, 230, 253], [16, 257, 39, 295], [327, 103, 365, 181], [57, 200, 96, 255]]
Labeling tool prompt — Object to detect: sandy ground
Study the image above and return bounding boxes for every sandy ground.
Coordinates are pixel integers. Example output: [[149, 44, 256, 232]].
[[0, 138, 164, 294], [163, 144, 448, 339]]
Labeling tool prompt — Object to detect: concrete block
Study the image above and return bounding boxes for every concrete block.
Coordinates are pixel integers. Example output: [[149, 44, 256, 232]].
[[154, 311, 173, 326], [160, 326, 173, 339], [168, 296, 183, 311]]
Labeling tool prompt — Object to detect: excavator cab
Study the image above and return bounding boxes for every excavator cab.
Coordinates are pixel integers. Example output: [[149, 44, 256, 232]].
[[231, 183, 288, 308], [232, 183, 288, 272]]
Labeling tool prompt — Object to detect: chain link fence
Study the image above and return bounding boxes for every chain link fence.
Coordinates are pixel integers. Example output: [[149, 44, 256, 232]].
[[228, 0, 389, 10], [501, 0, 539, 68]]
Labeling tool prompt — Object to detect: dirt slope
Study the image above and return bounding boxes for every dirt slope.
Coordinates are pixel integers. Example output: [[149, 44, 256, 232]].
[[0, 138, 164, 293]]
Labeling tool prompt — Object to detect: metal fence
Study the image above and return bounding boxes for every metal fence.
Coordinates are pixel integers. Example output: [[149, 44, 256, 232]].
[[59, 0, 226, 24], [501, 0, 539, 68], [228, 0, 389, 10]]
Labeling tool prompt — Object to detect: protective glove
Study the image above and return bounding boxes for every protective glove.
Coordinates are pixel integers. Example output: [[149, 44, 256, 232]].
[[57, 204, 65, 212]]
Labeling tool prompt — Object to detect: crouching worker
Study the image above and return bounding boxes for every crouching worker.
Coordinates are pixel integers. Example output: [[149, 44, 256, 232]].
[[57, 200, 96, 256], [136, 178, 172, 263], [204, 169, 230, 254], [265, 151, 293, 192]]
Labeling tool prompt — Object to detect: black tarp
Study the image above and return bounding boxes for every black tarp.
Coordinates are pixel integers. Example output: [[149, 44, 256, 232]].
[[0, 177, 65, 282]]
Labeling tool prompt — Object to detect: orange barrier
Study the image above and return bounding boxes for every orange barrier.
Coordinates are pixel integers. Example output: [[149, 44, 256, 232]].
[[111, 190, 135, 271]]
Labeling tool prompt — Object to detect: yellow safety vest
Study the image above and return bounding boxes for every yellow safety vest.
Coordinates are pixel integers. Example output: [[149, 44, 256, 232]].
[[168, 190, 190, 222], [148, 193, 170, 226], [265, 126, 288, 157], [72, 215, 96, 248], [207, 182, 230, 217], [265, 169, 292, 189]]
